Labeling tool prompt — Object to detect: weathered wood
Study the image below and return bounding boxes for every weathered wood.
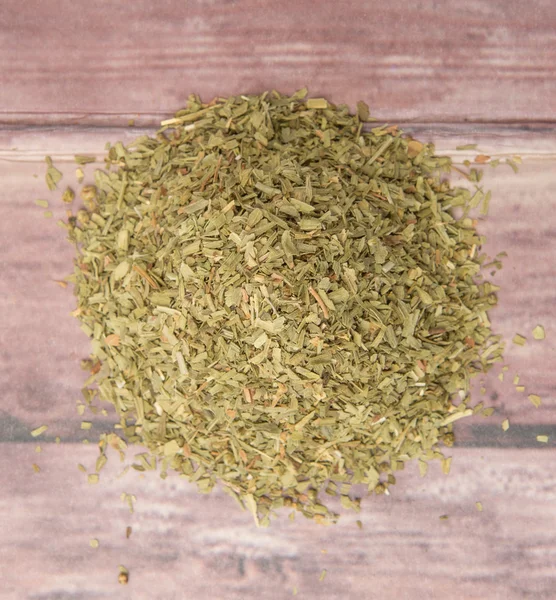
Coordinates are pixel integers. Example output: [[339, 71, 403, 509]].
[[1, 445, 555, 599], [1, 0, 556, 126]]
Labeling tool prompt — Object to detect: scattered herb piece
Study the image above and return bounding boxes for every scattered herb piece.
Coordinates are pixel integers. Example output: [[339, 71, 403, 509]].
[[528, 394, 542, 408], [118, 567, 129, 585], [75, 155, 96, 165], [62, 187, 75, 204], [45, 156, 63, 190], [532, 325, 545, 340], [31, 425, 48, 438], [512, 334, 527, 346]]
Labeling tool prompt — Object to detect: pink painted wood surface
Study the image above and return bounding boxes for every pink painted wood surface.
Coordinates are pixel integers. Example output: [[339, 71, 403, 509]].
[[1, 444, 556, 600], [1, 0, 556, 126], [1, 1, 556, 597]]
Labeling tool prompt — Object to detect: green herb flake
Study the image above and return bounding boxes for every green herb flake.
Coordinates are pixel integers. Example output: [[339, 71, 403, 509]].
[[35, 199, 49, 208], [528, 394, 542, 408], [512, 334, 527, 346], [475, 501, 483, 512], [319, 569, 327, 582], [45, 156, 63, 190], [75, 155, 97, 165], [532, 325, 545, 340], [31, 425, 48, 438], [306, 98, 328, 109], [62, 187, 75, 204]]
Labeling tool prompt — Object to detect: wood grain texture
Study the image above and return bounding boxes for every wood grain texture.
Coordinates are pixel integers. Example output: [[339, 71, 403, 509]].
[[1, 444, 555, 600], [2, 2, 556, 598], [1, 0, 556, 126], [1, 128, 555, 445]]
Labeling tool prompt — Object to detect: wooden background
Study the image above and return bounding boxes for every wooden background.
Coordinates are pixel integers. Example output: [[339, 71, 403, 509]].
[[1, 1, 555, 599]]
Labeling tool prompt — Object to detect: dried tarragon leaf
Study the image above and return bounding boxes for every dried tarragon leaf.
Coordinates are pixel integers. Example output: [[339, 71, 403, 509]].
[[31, 425, 48, 438], [53, 90, 506, 524], [532, 325, 545, 340], [512, 334, 527, 346], [45, 156, 63, 190]]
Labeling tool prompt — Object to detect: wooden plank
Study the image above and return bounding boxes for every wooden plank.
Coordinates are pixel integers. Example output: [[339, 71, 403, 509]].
[[1, 444, 555, 599], [0, 127, 555, 443], [1, 0, 556, 125]]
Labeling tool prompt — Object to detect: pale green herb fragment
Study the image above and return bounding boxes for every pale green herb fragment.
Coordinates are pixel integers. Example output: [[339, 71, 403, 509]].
[[532, 325, 545, 340], [512, 334, 527, 346], [528, 394, 542, 408], [306, 98, 328, 109], [45, 156, 63, 190], [75, 155, 96, 165], [31, 425, 48, 438]]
